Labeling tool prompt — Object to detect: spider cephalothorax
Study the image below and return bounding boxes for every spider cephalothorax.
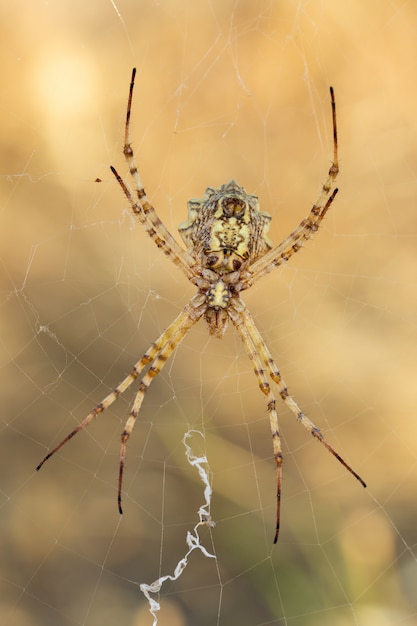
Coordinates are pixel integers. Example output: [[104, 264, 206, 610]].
[[37, 68, 366, 543]]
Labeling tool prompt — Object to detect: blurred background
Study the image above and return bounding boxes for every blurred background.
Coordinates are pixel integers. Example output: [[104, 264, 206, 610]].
[[1, 1, 417, 625]]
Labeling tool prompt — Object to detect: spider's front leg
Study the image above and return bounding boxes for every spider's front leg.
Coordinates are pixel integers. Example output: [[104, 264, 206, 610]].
[[116, 296, 206, 512], [229, 296, 366, 543], [228, 298, 283, 543], [36, 298, 206, 517]]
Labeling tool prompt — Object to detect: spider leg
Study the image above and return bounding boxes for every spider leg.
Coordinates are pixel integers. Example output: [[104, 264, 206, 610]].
[[110, 165, 195, 281], [246, 87, 339, 287], [230, 298, 366, 542], [110, 69, 196, 282], [117, 302, 203, 513], [240, 302, 366, 485], [35, 362, 154, 473], [36, 302, 203, 478], [228, 301, 283, 543]]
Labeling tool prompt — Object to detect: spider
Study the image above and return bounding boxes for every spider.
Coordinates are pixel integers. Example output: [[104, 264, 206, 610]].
[[37, 68, 366, 543]]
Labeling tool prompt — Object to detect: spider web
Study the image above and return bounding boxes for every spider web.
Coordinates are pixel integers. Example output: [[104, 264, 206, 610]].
[[1, 1, 417, 625]]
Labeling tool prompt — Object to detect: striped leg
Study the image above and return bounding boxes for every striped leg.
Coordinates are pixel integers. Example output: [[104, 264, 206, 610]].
[[247, 87, 339, 287], [110, 164, 195, 281], [245, 188, 338, 287], [110, 68, 196, 281], [36, 305, 201, 478], [117, 305, 201, 512], [239, 305, 366, 488], [228, 303, 283, 543], [230, 298, 366, 542]]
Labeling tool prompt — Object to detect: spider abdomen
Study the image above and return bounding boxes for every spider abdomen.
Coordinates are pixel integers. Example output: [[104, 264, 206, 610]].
[[178, 180, 273, 271]]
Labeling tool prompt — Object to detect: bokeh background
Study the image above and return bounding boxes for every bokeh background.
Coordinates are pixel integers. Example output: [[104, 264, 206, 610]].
[[1, 1, 417, 625]]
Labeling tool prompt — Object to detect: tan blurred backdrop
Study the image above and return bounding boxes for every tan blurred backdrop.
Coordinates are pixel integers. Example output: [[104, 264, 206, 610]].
[[1, 1, 417, 625]]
